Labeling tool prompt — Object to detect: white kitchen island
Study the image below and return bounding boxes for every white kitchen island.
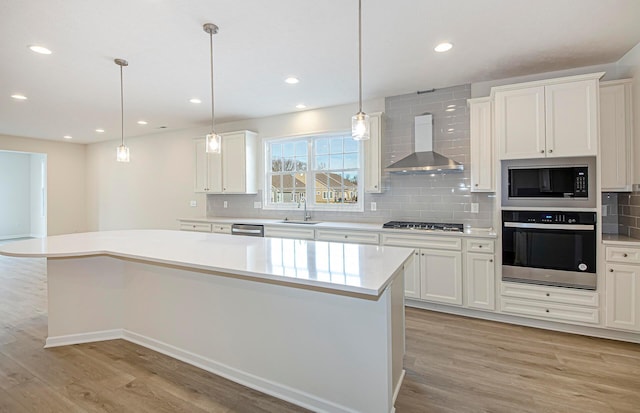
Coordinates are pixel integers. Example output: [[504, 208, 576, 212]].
[[0, 230, 413, 413]]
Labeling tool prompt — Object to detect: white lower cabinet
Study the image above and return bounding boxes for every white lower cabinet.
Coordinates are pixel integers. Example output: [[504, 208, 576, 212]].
[[605, 246, 640, 332], [264, 226, 315, 240], [403, 251, 420, 299], [419, 249, 463, 305], [500, 282, 599, 325], [382, 234, 463, 305], [315, 229, 379, 245], [179, 222, 212, 232], [465, 253, 495, 310]]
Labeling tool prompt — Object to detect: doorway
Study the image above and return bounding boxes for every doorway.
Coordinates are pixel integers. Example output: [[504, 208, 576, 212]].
[[0, 150, 47, 240]]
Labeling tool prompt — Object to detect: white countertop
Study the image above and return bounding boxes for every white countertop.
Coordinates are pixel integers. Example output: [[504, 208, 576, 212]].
[[0, 230, 413, 297], [179, 217, 497, 238], [602, 234, 640, 245]]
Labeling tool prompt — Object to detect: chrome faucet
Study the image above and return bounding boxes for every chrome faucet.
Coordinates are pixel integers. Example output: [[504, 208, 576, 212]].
[[298, 197, 312, 221]]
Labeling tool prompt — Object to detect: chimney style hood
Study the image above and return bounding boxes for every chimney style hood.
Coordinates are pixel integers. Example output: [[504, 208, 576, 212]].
[[385, 114, 464, 173]]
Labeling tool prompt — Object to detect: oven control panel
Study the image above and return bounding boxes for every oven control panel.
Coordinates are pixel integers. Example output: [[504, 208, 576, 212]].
[[502, 211, 597, 225]]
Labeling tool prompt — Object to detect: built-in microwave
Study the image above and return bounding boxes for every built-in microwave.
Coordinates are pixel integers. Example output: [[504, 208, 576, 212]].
[[501, 157, 596, 208]]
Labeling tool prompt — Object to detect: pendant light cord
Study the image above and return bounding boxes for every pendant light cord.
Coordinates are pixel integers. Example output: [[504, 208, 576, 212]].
[[209, 29, 215, 133], [119, 63, 124, 146], [358, 0, 363, 113]]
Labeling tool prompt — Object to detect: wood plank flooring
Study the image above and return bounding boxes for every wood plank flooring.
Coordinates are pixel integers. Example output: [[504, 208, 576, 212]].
[[1, 251, 639, 412]]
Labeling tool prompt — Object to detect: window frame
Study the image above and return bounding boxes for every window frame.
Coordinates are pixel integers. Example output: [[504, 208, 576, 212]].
[[263, 132, 364, 212]]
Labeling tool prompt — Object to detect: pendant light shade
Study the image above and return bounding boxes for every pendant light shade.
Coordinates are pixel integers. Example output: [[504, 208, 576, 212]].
[[352, 0, 370, 141], [114, 58, 130, 162], [204, 23, 221, 154]]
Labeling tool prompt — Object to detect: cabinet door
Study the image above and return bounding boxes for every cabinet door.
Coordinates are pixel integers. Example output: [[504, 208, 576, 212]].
[[600, 81, 632, 191], [404, 250, 420, 299], [364, 113, 383, 193], [545, 79, 598, 157], [420, 249, 462, 305], [469, 99, 494, 192], [495, 86, 545, 160], [464, 253, 495, 310], [221, 132, 246, 193], [194, 139, 222, 193], [605, 263, 640, 332]]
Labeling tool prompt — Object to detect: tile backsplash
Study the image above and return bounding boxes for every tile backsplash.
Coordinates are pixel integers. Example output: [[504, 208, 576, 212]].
[[208, 84, 495, 229], [617, 192, 640, 238]]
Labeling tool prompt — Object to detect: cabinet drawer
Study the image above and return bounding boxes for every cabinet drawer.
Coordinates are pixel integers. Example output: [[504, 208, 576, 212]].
[[605, 246, 640, 264], [180, 222, 212, 232], [264, 226, 315, 240], [211, 223, 232, 234], [501, 282, 598, 307], [382, 234, 461, 250], [465, 239, 494, 253], [501, 297, 599, 325], [316, 230, 379, 245]]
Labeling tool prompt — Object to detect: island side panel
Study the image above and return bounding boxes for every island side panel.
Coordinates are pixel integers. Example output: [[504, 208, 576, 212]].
[[46, 256, 125, 346], [390, 265, 406, 403], [122, 259, 397, 413]]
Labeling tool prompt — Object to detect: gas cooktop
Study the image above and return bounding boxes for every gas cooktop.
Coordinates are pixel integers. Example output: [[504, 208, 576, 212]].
[[382, 221, 464, 232]]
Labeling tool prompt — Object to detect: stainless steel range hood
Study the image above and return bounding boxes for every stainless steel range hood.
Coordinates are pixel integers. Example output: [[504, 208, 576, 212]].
[[385, 114, 464, 173]]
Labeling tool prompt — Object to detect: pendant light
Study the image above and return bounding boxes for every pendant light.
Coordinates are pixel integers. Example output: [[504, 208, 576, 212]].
[[351, 0, 370, 141], [115, 58, 130, 162], [203, 23, 221, 154]]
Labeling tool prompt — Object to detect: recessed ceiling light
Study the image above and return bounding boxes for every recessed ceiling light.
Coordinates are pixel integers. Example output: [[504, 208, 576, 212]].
[[11, 94, 27, 100], [95, 129, 105, 133], [296, 104, 307, 109], [285, 77, 299, 84], [137, 120, 148, 125], [434, 42, 453, 53], [29, 45, 52, 55], [189, 98, 201, 104], [63, 135, 72, 140]]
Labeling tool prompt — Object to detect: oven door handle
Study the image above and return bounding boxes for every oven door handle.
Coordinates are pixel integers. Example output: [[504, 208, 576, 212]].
[[504, 222, 595, 231]]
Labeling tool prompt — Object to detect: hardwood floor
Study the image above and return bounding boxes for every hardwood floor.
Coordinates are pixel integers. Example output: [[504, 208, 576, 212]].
[[1, 252, 639, 412]]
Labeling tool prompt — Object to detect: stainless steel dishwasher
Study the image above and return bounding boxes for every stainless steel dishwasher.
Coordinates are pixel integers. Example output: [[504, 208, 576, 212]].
[[231, 223, 264, 237]]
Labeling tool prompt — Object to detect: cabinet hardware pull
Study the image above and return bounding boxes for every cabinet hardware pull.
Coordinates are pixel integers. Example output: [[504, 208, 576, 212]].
[[478, 245, 482, 248], [475, 184, 478, 187], [545, 309, 550, 313], [546, 293, 550, 297], [623, 253, 628, 257], [421, 253, 425, 256], [489, 259, 493, 263], [540, 150, 544, 153], [548, 149, 553, 153], [609, 269, 614, 272]]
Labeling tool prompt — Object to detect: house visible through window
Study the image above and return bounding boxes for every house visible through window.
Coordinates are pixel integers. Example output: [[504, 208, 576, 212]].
[[265, 133, 362, 211]]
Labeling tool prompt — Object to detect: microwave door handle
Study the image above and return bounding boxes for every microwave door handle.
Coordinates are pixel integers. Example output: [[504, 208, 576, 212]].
[[504, 222, 595, 231], [539, 169, 551, 192]]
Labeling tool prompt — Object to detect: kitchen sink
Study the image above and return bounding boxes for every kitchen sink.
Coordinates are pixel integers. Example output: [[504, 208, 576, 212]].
[[278, 220, 320, 225]]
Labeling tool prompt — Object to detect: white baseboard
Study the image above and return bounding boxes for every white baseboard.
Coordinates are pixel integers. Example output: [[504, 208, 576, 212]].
[[392, 369, 406, 405], [44, 329, 123, 348]]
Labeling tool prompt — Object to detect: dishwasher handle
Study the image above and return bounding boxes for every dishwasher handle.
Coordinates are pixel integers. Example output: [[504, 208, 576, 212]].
[[231, 224, 264, 237]]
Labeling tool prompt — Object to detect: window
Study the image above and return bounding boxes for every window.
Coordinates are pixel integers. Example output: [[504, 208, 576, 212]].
[[265, 133, 362, 211]]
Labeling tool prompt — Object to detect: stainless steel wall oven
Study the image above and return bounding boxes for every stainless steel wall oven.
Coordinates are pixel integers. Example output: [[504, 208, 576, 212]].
[[502, 210, 597, 290]]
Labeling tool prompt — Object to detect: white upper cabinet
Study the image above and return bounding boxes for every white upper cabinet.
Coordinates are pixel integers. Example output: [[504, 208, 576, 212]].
[[364, 112, 383, 193], [600, 79, 633, 191], [194, 130, 258, 194], [468, 97, 494, 192], [494, 73, 603, 160]]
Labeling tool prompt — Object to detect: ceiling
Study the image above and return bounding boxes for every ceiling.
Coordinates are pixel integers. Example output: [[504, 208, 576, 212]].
[[2, 0, 640, 144]]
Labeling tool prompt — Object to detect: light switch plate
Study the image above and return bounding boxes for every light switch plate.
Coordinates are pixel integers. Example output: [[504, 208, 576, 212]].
[[370, 202, 377, 211], [471, 203, 479, 213], [223, 201, 228, 208], [190, 200, 197, 207]]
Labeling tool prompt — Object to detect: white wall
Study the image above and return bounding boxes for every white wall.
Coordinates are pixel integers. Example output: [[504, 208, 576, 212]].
[[85, 99, 385, 230], [0, 151, 31, 238], [0, 135, 86, 236]]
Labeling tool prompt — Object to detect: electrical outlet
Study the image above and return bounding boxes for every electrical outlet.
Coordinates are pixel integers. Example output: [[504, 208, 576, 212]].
[[190, 200, 197, 207], [254, 201, 262, 209], [602, 205, 608, 217], [223, 201, 228, 208], [370, 202, 377, 211], [470, 203, 479, 213]]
